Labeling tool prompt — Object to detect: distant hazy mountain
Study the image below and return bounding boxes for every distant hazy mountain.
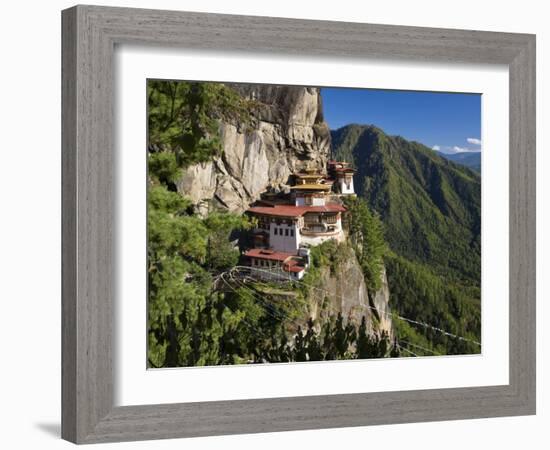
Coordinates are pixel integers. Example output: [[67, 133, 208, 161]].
[[438, 151, 481, 172]]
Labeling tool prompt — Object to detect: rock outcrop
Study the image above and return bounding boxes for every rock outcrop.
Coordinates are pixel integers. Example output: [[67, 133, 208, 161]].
[[176, 84, 331, 215], [306, 245, 393, 338], [177, 84, 393, 340]]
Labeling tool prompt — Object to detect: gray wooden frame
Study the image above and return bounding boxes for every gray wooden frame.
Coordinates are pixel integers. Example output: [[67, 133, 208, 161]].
[[62, 4, 536, 444]]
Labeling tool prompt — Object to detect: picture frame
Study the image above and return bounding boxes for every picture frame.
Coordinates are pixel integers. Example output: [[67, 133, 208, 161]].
[[61, 4, 536, 444]]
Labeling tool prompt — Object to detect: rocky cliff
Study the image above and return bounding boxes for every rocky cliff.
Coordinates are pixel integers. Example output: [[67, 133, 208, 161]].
[[306, 245, 393, 338], [178, 84, 392, 340], [177, 84, 331, 214]]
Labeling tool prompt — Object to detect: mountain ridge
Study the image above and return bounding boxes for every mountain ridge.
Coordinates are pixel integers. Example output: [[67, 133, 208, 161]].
[[331, 124, 481, 282], [331, 123, 481, 354], [438, 151, 481, 172]]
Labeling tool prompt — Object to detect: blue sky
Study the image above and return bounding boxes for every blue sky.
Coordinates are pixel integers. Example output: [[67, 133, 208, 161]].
[[321, 87, 481, 154]]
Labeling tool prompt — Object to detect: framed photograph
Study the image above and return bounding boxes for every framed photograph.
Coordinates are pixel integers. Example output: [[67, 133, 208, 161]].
[[61, 5, 536, 444]]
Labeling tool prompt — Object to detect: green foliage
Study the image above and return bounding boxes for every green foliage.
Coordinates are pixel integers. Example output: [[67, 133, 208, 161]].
[[203, 213, 253, 271], [148, 80, 253, 170], [308, 239, 347, 274], [148, 189, 207, 262], [332, 124, 481, 283], [332, 124, 481, 356], [147, 182, 253, 367], [356, 317, 391, 359], [147, 196, 395, 366], [385, 252, 481, 355], [148, 151, 181, 186], [254, 313, 392, 363], [146, 79, 264, 367], [344, 196, 386, 291]]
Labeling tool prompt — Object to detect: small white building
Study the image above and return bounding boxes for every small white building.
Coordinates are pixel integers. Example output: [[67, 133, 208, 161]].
[[300, 207, 345, 246], [292, 171, 333, 206], [244, 248, 307, 280], [328, 161, 356, 196], [337, 172, 355, 195], [247, 203, 346, 252], [248, 206, 303, 253]]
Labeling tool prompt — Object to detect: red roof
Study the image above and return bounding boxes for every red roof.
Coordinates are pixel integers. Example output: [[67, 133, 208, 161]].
[[247, 203, 345, 218], [247, 205, 304, 217], [245, 249, 307, 273], [284, 264, 305, 273], [283, 259, 306, 273], [244, 248, 294, 262], [304, 204, 346, 213]]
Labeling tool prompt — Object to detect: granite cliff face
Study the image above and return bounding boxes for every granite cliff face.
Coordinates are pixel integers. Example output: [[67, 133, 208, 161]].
[[306, 245, 393, 338], [177, 85, 331, 214], [178, 84, 392, 339]]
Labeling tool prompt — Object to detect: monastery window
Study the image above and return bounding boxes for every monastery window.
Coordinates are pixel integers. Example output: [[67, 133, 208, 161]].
[[285, 229, 289, 236], [274, 228, 278, 235], [290, 229, 294, 237]]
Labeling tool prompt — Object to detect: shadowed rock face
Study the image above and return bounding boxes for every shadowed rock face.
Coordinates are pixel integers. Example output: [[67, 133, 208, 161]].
[[176, 84, 331, 215], [306, 246, 393, 339]]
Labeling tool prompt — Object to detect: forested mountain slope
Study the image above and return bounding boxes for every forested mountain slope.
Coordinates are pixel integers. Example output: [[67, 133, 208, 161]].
[[438, 151, 481, 172], [332, 124, 481, 354]]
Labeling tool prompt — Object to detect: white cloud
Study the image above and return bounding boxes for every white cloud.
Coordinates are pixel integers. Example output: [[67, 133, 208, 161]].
[[432, 143, 482, 155], [446, 146, 481, 154], [467, 138, 482, 145]]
